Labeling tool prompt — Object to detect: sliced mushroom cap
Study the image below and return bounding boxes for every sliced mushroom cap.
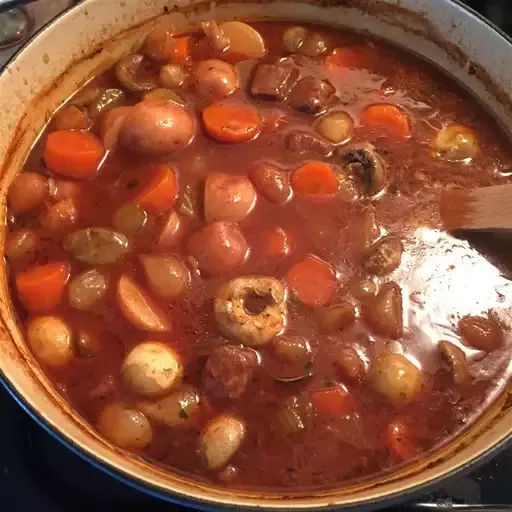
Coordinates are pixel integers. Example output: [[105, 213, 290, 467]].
[[86, 88, 126, 117], [438, 340, 470, 385], [116, 274, 171, 332], [362, 282, 403, 339], [362, 236, 403, 276], [335, 143, 386, 196], [115, 54, 159, 93], [215, 276, 288, 346], [269, 335, 313, 382], [458, 315, 503, 352], [315, 302, 356, 334], [335, 346, 365, 381], [64, 228, 129, 265]]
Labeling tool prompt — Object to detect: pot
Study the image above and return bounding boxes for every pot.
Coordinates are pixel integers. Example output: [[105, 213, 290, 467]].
[[0, 0, 511, 509]]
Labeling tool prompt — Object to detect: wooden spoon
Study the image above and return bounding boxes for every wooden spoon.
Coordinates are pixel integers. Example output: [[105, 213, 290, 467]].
[[440, 184, 512, 231]]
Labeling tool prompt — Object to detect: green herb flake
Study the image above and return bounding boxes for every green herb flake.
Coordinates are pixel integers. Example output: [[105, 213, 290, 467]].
[[303, 361, 313, 371], [179, 408, 189, 420]]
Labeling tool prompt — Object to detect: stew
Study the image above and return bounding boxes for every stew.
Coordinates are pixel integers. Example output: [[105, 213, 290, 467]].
[[6, 20, 512, 490]]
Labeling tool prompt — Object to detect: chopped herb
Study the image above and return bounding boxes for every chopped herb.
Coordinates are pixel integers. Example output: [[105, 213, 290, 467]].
[[179, 408, 189, 420], [324, 377, 336, 387], [126, 179, 139, 190], [303, 361, 313, 371]]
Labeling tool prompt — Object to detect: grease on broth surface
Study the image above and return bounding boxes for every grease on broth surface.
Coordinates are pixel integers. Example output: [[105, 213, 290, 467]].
[[5, 20, 512, 490]]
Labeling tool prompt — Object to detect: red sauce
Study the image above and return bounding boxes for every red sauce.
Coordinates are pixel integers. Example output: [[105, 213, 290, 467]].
[[6, 21, 512, 491]]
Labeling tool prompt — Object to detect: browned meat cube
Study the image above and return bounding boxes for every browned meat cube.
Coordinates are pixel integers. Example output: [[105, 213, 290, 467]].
[[203, 345, 259, 399], [251, 63, 300, 101], [286, 130, 333, 157], [289, 76, 335, 114]]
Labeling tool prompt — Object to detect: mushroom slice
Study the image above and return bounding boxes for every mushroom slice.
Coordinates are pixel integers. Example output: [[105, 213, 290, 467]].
[[214, 276, 287, 346], [438, 340, 470, 385], [362, 236, 403, 276], [268, 336, 313, 383], [116, 274, 171, 332], [64, 228, 129, 265], [335, 143, 386, 196], [115, 54, 159, 93], [362, 282, 403, 339]]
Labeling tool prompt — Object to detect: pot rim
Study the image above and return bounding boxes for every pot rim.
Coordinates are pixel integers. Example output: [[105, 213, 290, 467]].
[[1, 0, 512, 509]]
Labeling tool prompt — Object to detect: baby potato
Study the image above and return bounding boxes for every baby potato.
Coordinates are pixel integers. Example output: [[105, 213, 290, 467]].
[[122, 341, 183, 396], [96, 403, 153, 450], [199, 414, 246, 470], [27, 316, 74, 367], [370, 353, 422, 402]]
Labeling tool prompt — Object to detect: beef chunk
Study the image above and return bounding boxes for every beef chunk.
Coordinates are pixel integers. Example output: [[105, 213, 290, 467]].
[[251, 63, 300, 101], [289, 76, 335, 114], [203, 345, 258, 399], [286, 130, 333, 157]]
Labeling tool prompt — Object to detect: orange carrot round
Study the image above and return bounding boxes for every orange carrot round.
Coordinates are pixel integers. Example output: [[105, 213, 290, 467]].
[[310, 386, 353, 417], [263, 227, 293, 259], [202, 103, 261, 143], [172, 37, 191, 64], [135, 164, 178, 215], [360, 103, 411, 138], [43, 130, 105, 178], [286, 254, 337, 306], [16, 261, 70, 313], [291, 162, 338, 197]]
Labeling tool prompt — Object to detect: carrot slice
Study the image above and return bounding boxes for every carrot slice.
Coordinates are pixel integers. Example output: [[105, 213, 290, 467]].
[[16, 261, 70, 313], [291, 162, 338, 197], [202, 103, 261, 143], [360, 104, 411, 138], [135, 164, 178, 215], [172, 37, 191, 64], [263, 227, 293, 259], [43, 130, 105, 178], [311, 387, 353, 417], [387, 419, 422, 462], [286, 255, 337, 306]]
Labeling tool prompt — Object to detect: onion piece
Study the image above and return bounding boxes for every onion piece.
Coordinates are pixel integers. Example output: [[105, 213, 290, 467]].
[[219, 21, 266, 58]]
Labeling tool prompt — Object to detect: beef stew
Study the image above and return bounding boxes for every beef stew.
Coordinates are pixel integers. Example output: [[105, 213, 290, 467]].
[[5, 20, 512, 491]]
